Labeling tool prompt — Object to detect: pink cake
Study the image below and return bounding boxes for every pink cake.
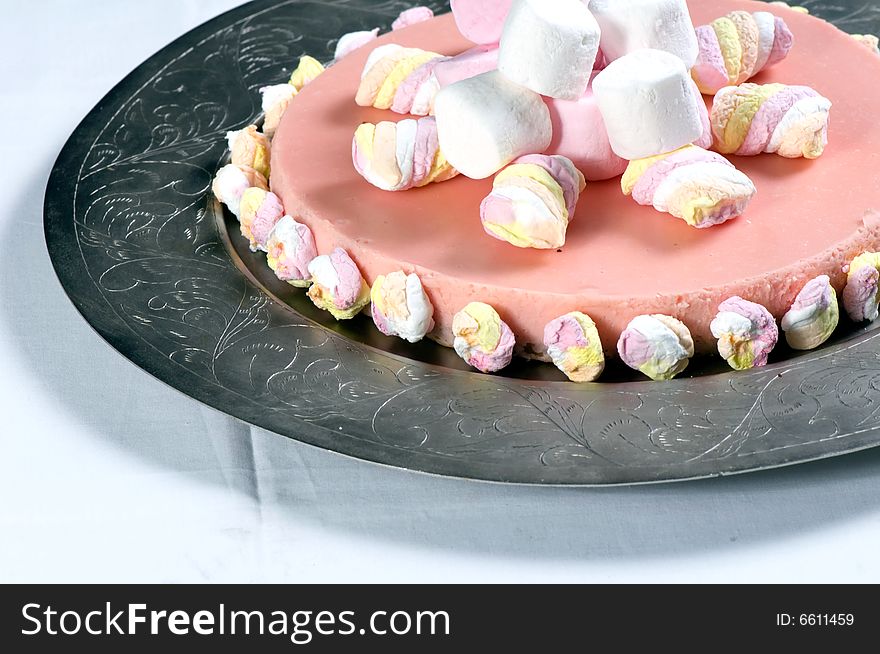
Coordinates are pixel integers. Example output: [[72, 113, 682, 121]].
[[269, 0, 880, 358]]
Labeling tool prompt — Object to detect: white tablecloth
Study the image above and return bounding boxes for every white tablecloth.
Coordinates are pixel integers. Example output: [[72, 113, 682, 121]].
[[2, 0, 880, 583]]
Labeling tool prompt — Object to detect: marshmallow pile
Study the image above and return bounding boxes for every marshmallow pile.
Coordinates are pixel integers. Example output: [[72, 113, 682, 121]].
[[343, 1, 846, 244], [352, 0, 829, 235], [435, 0, 715, 185]]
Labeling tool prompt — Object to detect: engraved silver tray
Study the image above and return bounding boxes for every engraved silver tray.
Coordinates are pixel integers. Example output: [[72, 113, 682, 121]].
[[44, 0, 880, 484]]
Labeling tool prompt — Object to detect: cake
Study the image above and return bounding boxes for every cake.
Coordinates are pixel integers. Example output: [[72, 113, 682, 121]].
[[222, 0, 880, 380]]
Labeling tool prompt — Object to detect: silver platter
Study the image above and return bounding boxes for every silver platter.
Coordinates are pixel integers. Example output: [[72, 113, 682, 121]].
[[44, 0, 880, 484]]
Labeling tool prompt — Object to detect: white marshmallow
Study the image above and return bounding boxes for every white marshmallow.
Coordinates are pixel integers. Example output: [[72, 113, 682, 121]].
[[589, 0, 699, 67], [498, 0, 601, 100], [592, 49, 704, 160], [434, 70, 552, 179]]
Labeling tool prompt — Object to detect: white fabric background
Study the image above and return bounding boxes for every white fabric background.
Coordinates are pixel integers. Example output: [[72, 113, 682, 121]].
[[2, 0, 880, 583]]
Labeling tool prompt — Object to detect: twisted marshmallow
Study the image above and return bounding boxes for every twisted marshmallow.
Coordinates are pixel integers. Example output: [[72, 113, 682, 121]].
[[617, 315, 694, 381], [543, 312, 605, 383], [266, 216, 318, 288], [843, 253, 880, 322], [356, 44, 447, 116], [289, 55, 325, 91], [352, 116, 458, 192], [371, 271, 435, 343], [452, 302, 515, 373], [227, 125, 271, 179], [393, 7, 434, 31], [212, 164, 268, 218], [621, 145, 756, 228], [307, 248, 371, 320], [480, 155, 586, 250], [710, 297, 778, 370], [692, 11, 794, 95], [712, 83, 832, 159], [782, 275, 840, 349], [335, 29, 380, 61], [260, 84, 297, 139], [238, 188, 284, 253]]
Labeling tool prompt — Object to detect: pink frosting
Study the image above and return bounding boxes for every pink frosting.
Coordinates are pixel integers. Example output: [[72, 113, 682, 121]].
[[515, 154, 583, 218], [717, 296, 778, 366], [329, 248, 364, 309], [630, 148, 731, 206], [450, 0, 513, 45], [737, 85, 820, 155], [251, 192, 284, 249], [393, 7, 434, 31], [391, 56, 448, 114], [843, 266, 879, 321], [768, 15, 795, 67], [544, 75, 627, 182], [432, 44, 499, 88]]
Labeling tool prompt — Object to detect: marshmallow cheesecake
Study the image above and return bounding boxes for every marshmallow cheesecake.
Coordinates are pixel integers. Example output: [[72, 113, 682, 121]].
[[266, 1, 880, 362]]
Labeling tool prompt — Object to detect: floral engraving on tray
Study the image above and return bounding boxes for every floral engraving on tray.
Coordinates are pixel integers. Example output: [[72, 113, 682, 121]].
[[57, 0, 880, 483]]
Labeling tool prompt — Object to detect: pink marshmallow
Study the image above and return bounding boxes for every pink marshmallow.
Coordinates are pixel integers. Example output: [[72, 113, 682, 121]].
[[544, 75, 627, 182], [432, 44, 499, 89], [392, 7, 434, 31], [450, 0, 514, 45]]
